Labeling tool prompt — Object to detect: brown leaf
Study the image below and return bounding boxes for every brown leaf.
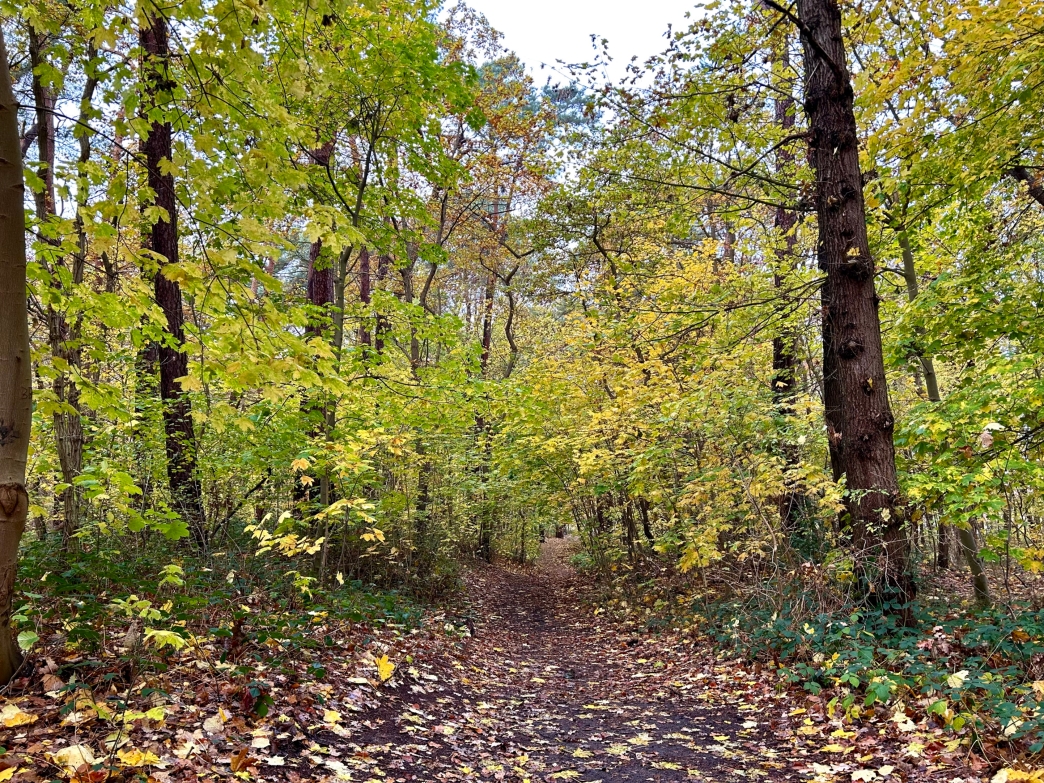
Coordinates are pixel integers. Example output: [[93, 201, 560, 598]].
[[230, 747, 256, 772]]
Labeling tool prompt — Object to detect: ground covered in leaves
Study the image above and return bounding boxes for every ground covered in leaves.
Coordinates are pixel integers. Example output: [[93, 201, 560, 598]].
[[0, 540, 994, 781]]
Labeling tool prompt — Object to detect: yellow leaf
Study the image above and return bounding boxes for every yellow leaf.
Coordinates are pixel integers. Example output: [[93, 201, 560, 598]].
[[376, 655, 395, 682], [118, 748, 162, 767], [0, 703, 37, 727], [323, 709, 342, 723], [0, 768, 18, 781]]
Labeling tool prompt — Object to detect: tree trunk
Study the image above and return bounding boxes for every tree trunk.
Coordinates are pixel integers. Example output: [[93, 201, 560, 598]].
[[358, 247, 372, 350], [937, 521, 951, 570], [140, 9, 207, 549], [374, 253, 390, 354], [29, 27, 86, 549], [794, 0, 913, 608], [638, 496, 655, 543], [1009, 165, 1044, 209], [480, 272, 495, 371], [0, 26, 32, 683], [771, 37, 804, 536], [958, 522, 990, 606], [414, 442, 434, 572], [895, 222, 987, 600]]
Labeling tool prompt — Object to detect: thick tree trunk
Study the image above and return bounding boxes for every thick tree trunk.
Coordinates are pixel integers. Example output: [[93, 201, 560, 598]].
[[0, 26, 32, 683], [140, 10, 207, 549], [794, 0, 913, 607]]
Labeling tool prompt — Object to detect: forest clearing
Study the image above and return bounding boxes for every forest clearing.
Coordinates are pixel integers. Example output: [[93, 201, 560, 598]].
[[2, 0, 1044, 779]]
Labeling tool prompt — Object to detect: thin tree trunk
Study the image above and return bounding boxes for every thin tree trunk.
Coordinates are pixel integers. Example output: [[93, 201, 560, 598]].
[[958, 523, 990, 605], [638, 496, 655, 543], [140, 8, 207, 549], [0, 26, 32, 683], [374, 253, 390, 354], [896, 223, 988, 601], [793, 0, 913, 608], [29, 27, 87, 549], [771, 37, 804, 536], [358, 247, 372, 350]]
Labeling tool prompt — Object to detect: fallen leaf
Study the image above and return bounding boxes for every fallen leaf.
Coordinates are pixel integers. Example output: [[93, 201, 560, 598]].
[[49, 744, 96, 771], [376, 654, 395, 682], [117, 748, 162, 767], [0, 703, 36, 728]]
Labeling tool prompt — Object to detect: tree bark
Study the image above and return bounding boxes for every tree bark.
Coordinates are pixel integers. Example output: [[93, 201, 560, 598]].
[[771, 37, 804, 536], [140, 9, 207, 549], [29, 27, 88, 549], [1009, 165, 1044, 209], [480, 271, 495, 372], [358, 247, 372, 350], [374, 253, 390, 354], [0, 26, 32, 683], [794, 0, 913, 607]]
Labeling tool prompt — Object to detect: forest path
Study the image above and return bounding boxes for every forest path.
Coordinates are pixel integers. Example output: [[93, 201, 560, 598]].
[[355, 538, 797, 782]]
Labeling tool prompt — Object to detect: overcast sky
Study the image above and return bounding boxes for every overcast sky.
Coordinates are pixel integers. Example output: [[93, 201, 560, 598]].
[[461, 0, 698, 82]]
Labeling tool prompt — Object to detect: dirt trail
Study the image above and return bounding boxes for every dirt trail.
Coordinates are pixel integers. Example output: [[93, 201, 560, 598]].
[[354, 539, 796, 782]]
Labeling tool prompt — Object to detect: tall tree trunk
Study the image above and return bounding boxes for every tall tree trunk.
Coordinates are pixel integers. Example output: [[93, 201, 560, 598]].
[[140, 9, 207, 549], [474, 271, 496, 562], [299, 141, 336, 509], [29, 27, 86, 549], [358, 247, 372, 350], [771, 37, 804, 537], [638, 497, 655, 542], [895, 223, 989, 603], [793, 0, 913, 608], [480, 272, 495, 371], [0, 26, 32, 683], [374, 253, 390, 354]]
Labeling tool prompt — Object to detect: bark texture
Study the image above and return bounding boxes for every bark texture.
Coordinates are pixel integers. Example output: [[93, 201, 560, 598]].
[[795, 0, 913, 605], [0, 26, 32, 683], [141, 11, 207, 548]]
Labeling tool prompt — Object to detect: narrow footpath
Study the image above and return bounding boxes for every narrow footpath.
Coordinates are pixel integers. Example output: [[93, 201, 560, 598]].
[[353, 539, 797, 782]]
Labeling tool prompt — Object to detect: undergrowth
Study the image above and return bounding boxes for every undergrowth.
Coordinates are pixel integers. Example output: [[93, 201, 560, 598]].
[[581, 551, 1044, 756]]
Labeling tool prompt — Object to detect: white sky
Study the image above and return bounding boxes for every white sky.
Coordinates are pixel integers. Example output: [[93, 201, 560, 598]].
[[462, 0, 698, 82]]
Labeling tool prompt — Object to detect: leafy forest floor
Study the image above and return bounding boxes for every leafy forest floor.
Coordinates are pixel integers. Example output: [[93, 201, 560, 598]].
[[0, 539, 994, 782]]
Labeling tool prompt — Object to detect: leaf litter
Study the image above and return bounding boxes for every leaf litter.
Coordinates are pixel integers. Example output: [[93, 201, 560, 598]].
[[0, 539, 991, 781]]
